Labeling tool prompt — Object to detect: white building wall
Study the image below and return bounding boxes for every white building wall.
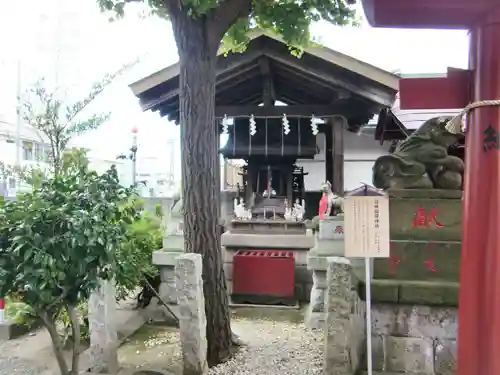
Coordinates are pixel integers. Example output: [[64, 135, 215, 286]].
[[297, 130, 391, 192]]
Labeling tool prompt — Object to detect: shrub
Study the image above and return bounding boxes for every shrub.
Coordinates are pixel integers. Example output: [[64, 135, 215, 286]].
[[0, 166, 139, 375]]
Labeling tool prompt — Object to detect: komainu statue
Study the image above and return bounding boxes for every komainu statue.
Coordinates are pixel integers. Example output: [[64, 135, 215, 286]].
[[373, 116, 464, 190], [319, 181, 344, 218]]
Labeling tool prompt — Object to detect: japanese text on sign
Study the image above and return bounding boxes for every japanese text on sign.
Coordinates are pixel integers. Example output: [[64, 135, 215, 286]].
[[344, 195, 390, 258]]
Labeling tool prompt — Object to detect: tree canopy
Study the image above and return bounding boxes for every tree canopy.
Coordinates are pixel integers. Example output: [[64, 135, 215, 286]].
[[98, 0, 358, 52]]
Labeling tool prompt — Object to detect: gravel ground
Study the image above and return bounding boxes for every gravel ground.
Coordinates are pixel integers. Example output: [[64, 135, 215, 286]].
[[208, 316, 324, 375], [0, 356, 48, 375]]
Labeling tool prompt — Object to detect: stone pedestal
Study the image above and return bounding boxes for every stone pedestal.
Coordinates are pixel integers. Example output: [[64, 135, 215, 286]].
[[323, 257, 365, 375], [305, 215, 345, 329], [88, 279, 119, 374], [176, 253, 208, 375], [153, 214, 184, 305]]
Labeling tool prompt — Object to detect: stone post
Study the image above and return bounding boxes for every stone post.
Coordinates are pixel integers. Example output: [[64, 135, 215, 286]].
[[305, 215, 345, 329], [88, 279, 119, 374], [175, 253, 208, 375], [153, 209, 184, 305], [323, 256, 365, 375]]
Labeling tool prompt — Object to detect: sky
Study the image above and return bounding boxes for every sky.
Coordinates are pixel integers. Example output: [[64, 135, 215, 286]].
[[0, 0, 470, 179]]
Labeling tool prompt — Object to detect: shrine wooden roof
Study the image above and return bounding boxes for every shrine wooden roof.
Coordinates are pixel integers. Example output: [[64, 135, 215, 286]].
[[375, 108, 465, 158], [130, 31, 399, 124]]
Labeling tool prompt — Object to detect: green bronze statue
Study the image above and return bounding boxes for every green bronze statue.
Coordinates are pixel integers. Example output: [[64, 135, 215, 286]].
[[373, 116, 464, 190]]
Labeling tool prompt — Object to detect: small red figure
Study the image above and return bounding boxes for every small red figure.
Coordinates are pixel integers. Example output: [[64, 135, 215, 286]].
[[412, 207, 444, 229], [318, 194, 328, 220], [334, 225, 344, 234]]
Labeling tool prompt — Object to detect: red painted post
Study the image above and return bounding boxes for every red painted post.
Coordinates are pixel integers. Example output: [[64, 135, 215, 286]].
[[458, 10, 500, 375], [0, 299, 4, 323]]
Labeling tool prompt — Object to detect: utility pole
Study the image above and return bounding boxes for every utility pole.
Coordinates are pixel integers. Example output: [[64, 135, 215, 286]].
[[131, 126, 138, 187], [15, 58, 22, 168]]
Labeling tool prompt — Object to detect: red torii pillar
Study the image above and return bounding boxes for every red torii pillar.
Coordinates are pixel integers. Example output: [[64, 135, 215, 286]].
[[360, 2, 500, 374]]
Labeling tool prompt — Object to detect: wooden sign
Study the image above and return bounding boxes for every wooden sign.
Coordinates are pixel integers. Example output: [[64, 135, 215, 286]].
[[344, 195, 390, 258]]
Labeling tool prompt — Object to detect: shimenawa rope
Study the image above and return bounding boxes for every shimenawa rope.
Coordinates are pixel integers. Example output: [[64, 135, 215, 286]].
[[445, 100, 500, 134]]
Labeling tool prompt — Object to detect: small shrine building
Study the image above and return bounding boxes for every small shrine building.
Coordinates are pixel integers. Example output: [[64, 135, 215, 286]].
[[129, 31, 399, 217]]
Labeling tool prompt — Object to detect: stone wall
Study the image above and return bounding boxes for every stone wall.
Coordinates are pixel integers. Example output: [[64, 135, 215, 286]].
[[371, 189, 461, 307], [323, 257, 365, 375], [306, 215, 346, 329], [322, 257, 458, 375], [369, 304, 457, 375]]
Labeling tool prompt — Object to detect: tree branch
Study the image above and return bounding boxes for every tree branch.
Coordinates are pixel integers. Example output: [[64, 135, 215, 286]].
[[208, 0, 252, 43]]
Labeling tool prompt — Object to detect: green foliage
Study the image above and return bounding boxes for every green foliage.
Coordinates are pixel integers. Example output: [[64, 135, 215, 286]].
[[4, 296, 38, 328], [57, 301, 90, 347], [115, 210, 163, 299], [22, 61, 137, 175], [0, 165, 139, 375], [98, 0, 357, 53], [0, 165, 137, 309]]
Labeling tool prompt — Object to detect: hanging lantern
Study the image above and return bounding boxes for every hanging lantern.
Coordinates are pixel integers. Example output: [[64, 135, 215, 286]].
[[310, 115, 319, 135], [222, 114, 229, 135], [249, 115, 257, 136], [282, 114, 290, 135]]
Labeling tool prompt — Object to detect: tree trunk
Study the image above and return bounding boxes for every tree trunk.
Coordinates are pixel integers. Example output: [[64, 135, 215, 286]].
[[67, 305, 81, 375], [172, 17, 232, 365], [38, 309, 69, 375]]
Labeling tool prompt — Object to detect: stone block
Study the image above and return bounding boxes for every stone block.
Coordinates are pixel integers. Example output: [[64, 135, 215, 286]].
[[226, 280, 233, 295], [305, 309, 325, 330], [325, 257, 353, 304], [153, 250, 183, 266], [323, 256, 361, 374], [88, 279, 119, 374], [0, 321, 27, 341], [309, 240, 345, 260], [360, 335, 386, 371], [386, 336, 434, 374], [324, 319, 352, 374], [434, 339, 457, 375], [223, 262, 233, 280], [159, 280, 177, 305], [310, 286, 325, 313], [319, 216, 345, 241], [308, 255, 330, 271], [312, 270, 328, 288], [175, 254, 208, 375], [373, 240, 461, 282], [223, 247, 236, 263], [221, 232, 315, 249], [162, 233, 185, 252], [371, 304, 397, 335], [399, 281, 459, 306], [388, 195, 462, 241], [395, 305, 458, 340], [359, 280, 399, 303]]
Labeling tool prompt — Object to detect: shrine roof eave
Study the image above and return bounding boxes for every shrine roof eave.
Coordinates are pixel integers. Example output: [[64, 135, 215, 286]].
[[129, 31, 399, 123], [375, 108, 411, 142], [361, 0, 491, 28], [130, 30, 398, 96]]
